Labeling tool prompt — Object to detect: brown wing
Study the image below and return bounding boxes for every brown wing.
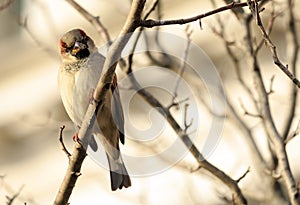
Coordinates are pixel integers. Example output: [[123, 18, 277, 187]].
[[111, 73, 125, 144]]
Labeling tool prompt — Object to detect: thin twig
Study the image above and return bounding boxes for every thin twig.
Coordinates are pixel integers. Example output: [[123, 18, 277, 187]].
[[236, 167, 250, 183], [144, 0, 159, 19], [183, 104, 193, 132], [125, 0, 160, 74], [143, 0, 175, 68], [244, 1, 282, 180], [209, 0, 260, 112], [122, 4, 246, 201], [171, 25, 192, 104], [125, 42, 247, 205], [58, 125, 71, 158], [130, 78, 247, 204], [253, 3, 277, 55], [246, 0, 300, 88]]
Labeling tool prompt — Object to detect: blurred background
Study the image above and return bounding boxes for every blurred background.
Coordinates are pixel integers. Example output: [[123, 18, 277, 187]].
[[0, 0, 300, 204]]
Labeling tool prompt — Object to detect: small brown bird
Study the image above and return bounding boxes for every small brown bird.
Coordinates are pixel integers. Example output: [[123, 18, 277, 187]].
[[58, 28, 131, 190]]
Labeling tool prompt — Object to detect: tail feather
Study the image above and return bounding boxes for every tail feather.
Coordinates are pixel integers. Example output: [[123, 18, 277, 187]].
[[106, 154, 131, 191]]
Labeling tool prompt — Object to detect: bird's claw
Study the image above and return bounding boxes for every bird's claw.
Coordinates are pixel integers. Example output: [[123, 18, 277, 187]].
[[73, 132, 79, 142]]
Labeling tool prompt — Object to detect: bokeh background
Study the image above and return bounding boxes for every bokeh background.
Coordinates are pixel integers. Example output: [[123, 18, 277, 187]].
[[1, 0, 300, 204]]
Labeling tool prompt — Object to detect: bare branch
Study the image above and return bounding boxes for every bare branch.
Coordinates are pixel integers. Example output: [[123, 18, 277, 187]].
[[253, 3, 277, 54], [125, 0, 160, 74], [58, 125, 72, 158], [143, 0, 159, 19], [196, 6, 267, 168], [236, 167, 250, 184], [119, 7, 246, 201], [171, 25, 192, 103], [246, 2, 300, 203], [247, 0, 300, 88], [138, 87, 247, 204], [183, 104, 193, 132], [126, 65, 247, 205], [208, 5, 260, 115], [140, 1, 260, 28], [142, 2, 175, 68]]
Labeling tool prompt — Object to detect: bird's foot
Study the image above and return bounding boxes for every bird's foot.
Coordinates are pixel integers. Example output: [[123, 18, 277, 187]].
[[73, 132, 79, 142]]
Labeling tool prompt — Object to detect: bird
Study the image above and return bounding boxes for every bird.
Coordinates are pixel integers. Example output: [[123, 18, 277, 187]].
[[58, 28, 131, 191]]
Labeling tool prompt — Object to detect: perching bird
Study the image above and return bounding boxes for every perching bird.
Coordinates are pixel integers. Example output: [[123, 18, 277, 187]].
[[58, 28, 131, 190]]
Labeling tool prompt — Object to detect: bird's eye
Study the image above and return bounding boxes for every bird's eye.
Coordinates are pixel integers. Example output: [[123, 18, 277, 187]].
[[65, 46, 73, 52]]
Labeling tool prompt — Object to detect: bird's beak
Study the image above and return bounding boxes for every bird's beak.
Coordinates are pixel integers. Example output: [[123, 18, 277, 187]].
[[72, 41, 87, 55]]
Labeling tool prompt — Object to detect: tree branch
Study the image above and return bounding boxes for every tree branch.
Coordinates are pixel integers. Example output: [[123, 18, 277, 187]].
[[140, 0, 300, 88], [58, 125, 71, 158], [171, 25, 192, 103], [132, 78, 247, 204], [140, 1, 259, 28], [209, 3, 267, 171], [253, 56, 299, 205], [236, 167, 250, 184], [246, 0, 300, 88], [247, 2, 300, 204], [125, 54, 247, 205]]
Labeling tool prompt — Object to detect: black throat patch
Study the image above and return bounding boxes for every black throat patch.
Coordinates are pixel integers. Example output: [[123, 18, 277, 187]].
[[75, 48, 90, 59]]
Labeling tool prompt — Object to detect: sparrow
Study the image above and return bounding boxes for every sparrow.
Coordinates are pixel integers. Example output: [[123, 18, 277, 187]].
[[58, 28, 131, 191]]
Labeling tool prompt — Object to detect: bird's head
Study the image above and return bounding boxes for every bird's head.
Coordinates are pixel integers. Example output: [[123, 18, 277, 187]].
[[59, 29, 96, 64]]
